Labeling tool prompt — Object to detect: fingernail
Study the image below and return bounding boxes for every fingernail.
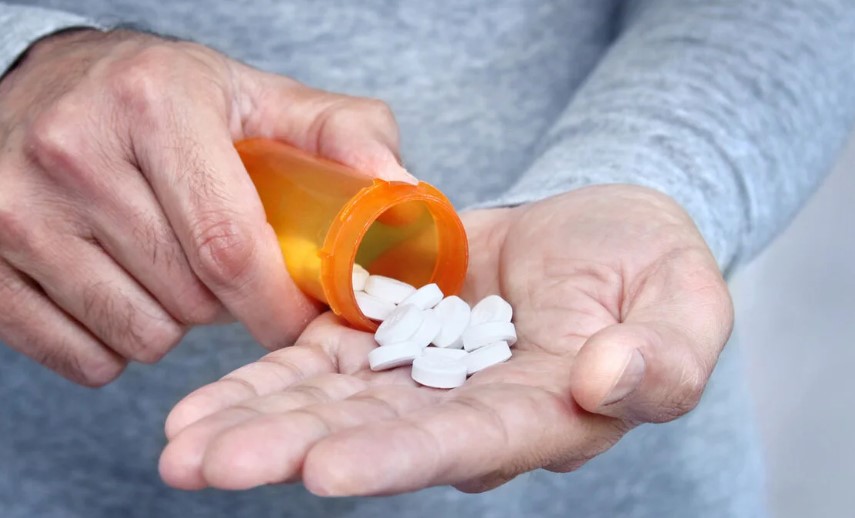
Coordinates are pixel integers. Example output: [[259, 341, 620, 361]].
[[397, 167, 419, 185], [603, 349, 645, 406], [377, 164, 417, 185]]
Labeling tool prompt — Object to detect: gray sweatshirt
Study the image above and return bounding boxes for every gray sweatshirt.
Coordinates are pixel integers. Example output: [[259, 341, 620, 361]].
[[1, 1, 853, 517]]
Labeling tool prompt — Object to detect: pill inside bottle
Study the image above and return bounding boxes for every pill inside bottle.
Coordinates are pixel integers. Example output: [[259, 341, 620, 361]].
[[236, 138, 469, 331]]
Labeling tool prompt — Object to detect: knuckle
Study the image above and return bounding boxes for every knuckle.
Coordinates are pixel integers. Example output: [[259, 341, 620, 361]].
[[0, 206, 29, 251], [360, 98, 395, 122], [24, 105, 87, 173], [175, 287, 223, 325], [127, 213, 224, 325], [31, 338, 124, 387], [0, 262, 36, 328], [0, 214, 55, 263], [662, 359, 708, 420], [131, 211, 179, 266], [309, 97, 400, 157], [82, 282, 183, 363], [75, 354, 127, 388], [0, 270, 27, 301], [359, 98, 399, 136], [189, 216, 255, 287], [131, 318, 184, 364], [119, 317, 184, 364], [106, 46, 177, 118]]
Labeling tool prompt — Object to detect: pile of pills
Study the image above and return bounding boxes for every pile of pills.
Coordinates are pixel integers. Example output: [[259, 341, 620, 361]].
[[352, 264, 516, 389]]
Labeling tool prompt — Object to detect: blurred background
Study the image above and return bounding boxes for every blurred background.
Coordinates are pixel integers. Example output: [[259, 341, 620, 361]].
[[732, 131, 855, 518]]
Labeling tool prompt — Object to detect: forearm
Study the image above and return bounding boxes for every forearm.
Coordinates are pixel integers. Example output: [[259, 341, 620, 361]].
[[1, 4, 103, 78], [473, 0, 855, 272]]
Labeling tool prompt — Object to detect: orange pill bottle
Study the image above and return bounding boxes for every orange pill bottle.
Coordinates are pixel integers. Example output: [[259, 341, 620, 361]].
[[235, 138, 469, 332]]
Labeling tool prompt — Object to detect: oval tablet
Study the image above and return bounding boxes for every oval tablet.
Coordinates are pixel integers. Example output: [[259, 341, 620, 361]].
[[470, 295, 513, 325], [465, 341, 512, 374], [352, 263, 370, 292], [462, 322, 517, 351], [409, 309, 442, 348], [368, 342, 422, 371], [422, 347, 468, 361], [432, 296, 471, 348], [375, 304, 423, 346], [411, 356, 467, 389], [355, 291, 396, 321], [400, 283, 444, 310], [364, 275, 417, 304]]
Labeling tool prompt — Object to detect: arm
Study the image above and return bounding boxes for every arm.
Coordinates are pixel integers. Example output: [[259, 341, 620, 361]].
[[475, 0, 855, 272], [157, 0, 855, 495], [0, 4, 102, 76], [0, 24, 411, 386]]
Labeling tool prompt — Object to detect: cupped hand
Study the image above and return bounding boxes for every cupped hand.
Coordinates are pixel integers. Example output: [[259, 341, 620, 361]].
[[159, 185, 733, 495], [0, 29, 411, 386]]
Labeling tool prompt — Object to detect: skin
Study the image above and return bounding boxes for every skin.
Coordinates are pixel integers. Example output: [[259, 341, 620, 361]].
[[0, 29, 413, 386], [0, 28, 732, 497], [159, 184, 733, 496]]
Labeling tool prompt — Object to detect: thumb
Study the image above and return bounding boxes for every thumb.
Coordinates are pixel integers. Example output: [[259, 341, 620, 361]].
[[240, 71, 416, 184], [569, 249, 733, 423]]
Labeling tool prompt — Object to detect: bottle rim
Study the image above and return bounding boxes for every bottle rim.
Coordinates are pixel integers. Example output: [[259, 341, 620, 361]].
[[320, 179, 469, 331]]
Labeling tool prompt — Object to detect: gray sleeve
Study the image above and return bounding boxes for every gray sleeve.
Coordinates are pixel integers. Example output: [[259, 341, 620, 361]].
[[472, 0, 855, 272], [0, 4, 104, 77]]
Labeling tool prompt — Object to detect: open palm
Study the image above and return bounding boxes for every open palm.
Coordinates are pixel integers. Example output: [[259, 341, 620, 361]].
[[159, 185, 732, 495]]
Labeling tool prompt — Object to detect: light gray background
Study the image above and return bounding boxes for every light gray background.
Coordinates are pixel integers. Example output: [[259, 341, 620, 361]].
[[732, 132, 855, 518]]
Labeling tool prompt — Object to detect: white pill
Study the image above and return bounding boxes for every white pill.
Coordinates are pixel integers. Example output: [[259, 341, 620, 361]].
[[431, 296, 471, 348], [352, 263, 370, 292], [355, 291, 396, 321], [422, 347, 468, 361], [462, 322, 517, 351], [470, 294, 513, 325], [368, 342, 423, 371], [374, 304, 424, 346], [364, 275, 417, 304], [411, 355, 467, 389], [400, 283, 444, 310], [464, 341, 512, 374], [409, 309, 442, 347]]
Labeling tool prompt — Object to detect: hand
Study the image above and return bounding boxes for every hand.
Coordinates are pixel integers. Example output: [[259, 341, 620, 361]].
[[158, 185, 733, 495], [0, 29, 411, 386]]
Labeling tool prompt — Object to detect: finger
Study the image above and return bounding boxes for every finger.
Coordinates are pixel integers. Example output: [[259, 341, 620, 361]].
[[299, 384, 622, 496], [85, 162, 224, 326], [132, 100, 320, 349], [21, 120, 227, 328], [241, 72, 416, 183], [0, 258, 125, 386], [164, 345, 338, 438], [3, 231, 184, 364], [160, 373, 372, 489], [570, 247, 733, 422], [163, 312, 375, 438], [199, 385, 436, 490]]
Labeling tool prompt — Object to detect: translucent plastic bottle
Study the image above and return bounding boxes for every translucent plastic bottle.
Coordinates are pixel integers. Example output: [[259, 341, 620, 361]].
[[235, 138, 469, 332]]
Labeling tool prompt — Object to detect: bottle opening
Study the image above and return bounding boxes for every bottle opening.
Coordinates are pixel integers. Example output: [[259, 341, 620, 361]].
[[321, 181, 468, 331], [355, 200, 439, 288]]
